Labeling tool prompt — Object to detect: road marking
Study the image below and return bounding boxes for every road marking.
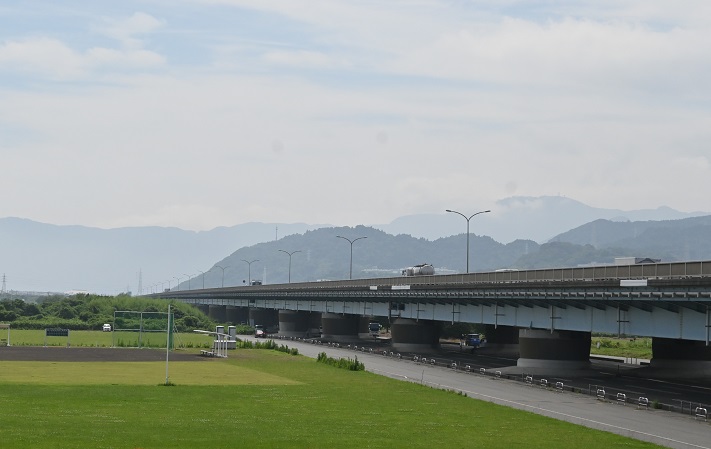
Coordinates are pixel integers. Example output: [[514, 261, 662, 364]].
[[368, 367, 710, 449], [624, 384, 680, 395], [644, 378, 711, 392]]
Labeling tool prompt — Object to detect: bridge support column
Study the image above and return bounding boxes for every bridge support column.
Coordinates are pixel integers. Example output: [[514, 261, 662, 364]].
[[358, 316, 372, 339], [649, 338, 711, 377], [391, 318, 440, 353], [226, 306, 249, 325], [249, 309, 279, 332], [208, 305, 227, 323], [517, 329, 591, 372], [481, 325, 519, 356], [279, 311, 322, 338], [320, 313, 365, 342]]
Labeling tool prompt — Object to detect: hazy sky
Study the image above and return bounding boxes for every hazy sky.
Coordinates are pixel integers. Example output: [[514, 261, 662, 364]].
[[2, 1, 710, 231]]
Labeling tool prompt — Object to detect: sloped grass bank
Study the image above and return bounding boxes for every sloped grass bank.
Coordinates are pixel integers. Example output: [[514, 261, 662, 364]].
[[0, 350, 662, 449]]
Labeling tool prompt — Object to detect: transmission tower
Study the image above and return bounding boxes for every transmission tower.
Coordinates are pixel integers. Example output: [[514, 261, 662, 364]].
[[137, 269, 143, 295], [1, 273, 6, 293]]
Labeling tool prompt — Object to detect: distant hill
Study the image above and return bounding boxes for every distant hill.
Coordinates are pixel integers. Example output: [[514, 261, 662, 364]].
[[198, 215, 711, 287], [0, 217, 323, 294], [548, 215, 711, 261], [182, 226, 538, 289], [2, 197, 710, 294], [374, 196, 707, 243]]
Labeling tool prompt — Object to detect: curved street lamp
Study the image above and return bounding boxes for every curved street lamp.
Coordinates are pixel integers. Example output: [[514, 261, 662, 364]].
[[445, 209, 491, 273], [215, 265, 228, 288], [183, 273, 193, 290], [278, 250, 301, 283], [174, 276, 181, 291], [241, 259, 259, 285], [336, 235, 367, 280]]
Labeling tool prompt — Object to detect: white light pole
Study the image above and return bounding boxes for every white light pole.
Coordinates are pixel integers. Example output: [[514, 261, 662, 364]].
[[336, 235, 367, 280], [445, 209, 491, 273], [242, 259, 259, 285], [198, 270, 205, 289], [183, 273, 193, 290], [216, 265, 228, 288], [278, 251, 301, 283]]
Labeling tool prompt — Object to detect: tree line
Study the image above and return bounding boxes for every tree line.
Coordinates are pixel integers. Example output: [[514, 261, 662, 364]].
[[0, 293, 215, 332]]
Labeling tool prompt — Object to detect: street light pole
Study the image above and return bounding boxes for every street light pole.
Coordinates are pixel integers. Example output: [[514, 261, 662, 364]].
[[278, 251, 301, 283], [241, 259, 259, 285], [197, 270, 205, 289], [336, 235, 367, 280], [183, 273, 192, 290], [216, 265, 228, 288], [445, 209, 491, 273]]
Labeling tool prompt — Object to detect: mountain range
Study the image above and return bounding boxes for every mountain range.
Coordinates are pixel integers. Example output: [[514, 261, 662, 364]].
[[1, 196, 709, 294]]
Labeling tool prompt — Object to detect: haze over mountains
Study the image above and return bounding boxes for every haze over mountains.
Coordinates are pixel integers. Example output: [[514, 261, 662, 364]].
[[376, 196, 707, 243], [1, 196, 708, 294]]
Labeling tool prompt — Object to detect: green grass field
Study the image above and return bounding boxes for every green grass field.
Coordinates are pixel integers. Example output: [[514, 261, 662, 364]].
[[4, 329, 216, 349], [591, 336, 653, 359], [0, 348, 663, 449]]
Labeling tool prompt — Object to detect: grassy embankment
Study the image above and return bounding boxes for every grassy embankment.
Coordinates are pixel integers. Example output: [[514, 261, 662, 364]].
[[590, 336, 652, 359], [0, 349, 663, 449]]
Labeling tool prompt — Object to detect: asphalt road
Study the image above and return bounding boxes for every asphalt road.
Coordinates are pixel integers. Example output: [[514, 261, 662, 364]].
[[249, 336, 711, 449]]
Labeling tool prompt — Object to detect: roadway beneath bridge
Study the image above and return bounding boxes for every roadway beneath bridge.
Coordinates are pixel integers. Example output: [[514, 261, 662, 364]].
[[243, 335, 711, 449]]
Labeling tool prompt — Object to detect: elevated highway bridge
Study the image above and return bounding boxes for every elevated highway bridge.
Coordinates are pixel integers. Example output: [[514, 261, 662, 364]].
[[153, 260, 711, 375]]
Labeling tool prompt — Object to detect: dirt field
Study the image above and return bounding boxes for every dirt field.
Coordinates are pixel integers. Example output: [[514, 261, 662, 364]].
[[0, 346, 207, 362]]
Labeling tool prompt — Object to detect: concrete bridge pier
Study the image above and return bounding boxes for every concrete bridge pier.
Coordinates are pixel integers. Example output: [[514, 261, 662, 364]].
[[391, 318, 440, 353], [649, 338, 711, 377], [278, 311, 322, 337], [481, 325, 519, 356], [208, 305, 227, 322], [320, 313, 366, 342], [226, 306, 249, 325], [517, 329, 591, 372], [249, 309, 279, 331]]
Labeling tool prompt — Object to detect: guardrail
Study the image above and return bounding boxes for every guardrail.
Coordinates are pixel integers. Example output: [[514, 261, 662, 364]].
[[695, 407, 707, 422], [268, 334, 711, 419], [154, 260, 711, 296]]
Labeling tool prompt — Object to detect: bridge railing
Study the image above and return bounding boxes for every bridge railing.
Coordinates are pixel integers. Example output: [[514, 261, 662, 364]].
[[243, 259, 711, 290], [152, 260, 711, 299]]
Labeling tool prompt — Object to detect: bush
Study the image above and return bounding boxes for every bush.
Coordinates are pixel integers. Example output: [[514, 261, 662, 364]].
[[236, 339, 299, 356], [316, 352, 364, 371]]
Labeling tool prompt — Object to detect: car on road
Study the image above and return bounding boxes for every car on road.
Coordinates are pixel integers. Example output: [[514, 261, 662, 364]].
[[102, 324, 112, 332], [368, 322, 381, 337], [254, 324, 266, 338]]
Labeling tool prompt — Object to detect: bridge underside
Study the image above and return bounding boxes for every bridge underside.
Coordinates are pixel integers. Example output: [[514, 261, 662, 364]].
[[199, 304, 711, 377], [199, 298, 709, 343], [160, 272, 711, 376]]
